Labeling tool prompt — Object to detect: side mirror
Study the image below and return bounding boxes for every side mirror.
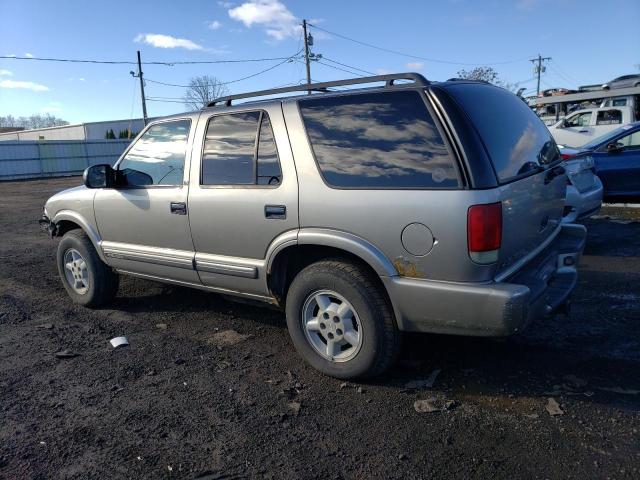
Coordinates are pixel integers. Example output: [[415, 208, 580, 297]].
[[606, 142, 623, 153], [83, 164, 116, 188]]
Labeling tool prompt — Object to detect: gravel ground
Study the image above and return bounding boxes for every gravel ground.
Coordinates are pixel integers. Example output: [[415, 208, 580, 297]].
[[1, 177, 639, 479]]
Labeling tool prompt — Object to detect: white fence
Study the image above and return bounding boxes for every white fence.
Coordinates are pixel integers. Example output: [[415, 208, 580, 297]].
[[0, 140, 130, 181]]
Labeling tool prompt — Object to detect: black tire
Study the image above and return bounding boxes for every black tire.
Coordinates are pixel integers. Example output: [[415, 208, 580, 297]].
[[56, 229, 119, 307], [285, 258, 401, 379]]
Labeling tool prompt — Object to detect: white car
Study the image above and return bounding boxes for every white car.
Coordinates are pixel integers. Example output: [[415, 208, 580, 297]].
[[549, 106, 634, 147]]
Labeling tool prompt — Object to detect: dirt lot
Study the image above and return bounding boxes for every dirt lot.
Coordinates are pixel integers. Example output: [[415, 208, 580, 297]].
[[1, 177, 639, 479]]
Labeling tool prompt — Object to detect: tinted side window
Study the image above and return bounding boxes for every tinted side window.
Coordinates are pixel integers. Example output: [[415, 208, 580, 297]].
[[299, 90, 460, 189], [202, 112, 281, 186], [445, 84, 560, 183], [118, 120, 190, 186], [202, 112, 259, 185]]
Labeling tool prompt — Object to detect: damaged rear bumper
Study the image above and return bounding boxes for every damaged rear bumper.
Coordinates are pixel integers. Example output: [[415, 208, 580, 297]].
[[383, 223, 587, 337]]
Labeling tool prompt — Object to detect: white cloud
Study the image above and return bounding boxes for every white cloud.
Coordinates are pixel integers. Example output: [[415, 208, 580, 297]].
[[134, 33, 203, 50], [24, 52, 34, 58], [218, 1, 234, 7], [0, 69, 12, 76], [208, 20, 223, 30], [228, 0, 300, 40], [0, 79, 49, 91], [375, 68, 392, 75], [79, 77, 86, 81], [406, 62, 424, 70]]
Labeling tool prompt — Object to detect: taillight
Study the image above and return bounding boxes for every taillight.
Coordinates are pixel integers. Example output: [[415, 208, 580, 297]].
[[467, 202, 502, 264], [561, 153, 574, 160]]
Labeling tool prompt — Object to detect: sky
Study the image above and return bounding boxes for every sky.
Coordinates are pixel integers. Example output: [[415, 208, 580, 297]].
[[1, 0, 638, 124]]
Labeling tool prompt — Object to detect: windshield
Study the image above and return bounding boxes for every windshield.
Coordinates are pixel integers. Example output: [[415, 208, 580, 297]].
[[582, 124, 637, 150]]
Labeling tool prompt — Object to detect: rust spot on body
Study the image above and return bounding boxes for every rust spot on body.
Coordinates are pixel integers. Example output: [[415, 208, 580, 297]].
[[393, 257, 425, 279]]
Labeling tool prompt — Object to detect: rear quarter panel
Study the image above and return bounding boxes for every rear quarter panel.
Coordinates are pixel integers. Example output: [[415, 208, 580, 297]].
[[282, 101, 499, 283]]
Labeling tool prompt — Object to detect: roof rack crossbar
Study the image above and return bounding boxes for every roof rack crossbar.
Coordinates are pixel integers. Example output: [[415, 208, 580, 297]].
[[206, 72, 429, 107]]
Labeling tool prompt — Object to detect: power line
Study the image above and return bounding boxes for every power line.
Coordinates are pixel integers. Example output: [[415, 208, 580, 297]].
[[317, 60, 368, 78], [308, 23, 533, 66], [546, 62, 579, 87], [0, 54, 301, 66], [322, 57, 376, 76], [144, 51, 302, 88]]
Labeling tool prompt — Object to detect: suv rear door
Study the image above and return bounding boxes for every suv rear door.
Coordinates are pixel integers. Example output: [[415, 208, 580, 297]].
[[187, 104, 298, 297], [437, 83, 567, 277]]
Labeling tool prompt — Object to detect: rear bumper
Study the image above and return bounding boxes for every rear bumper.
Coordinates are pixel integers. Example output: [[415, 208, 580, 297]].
[[563, 178, 603, 223], [383, 223, 587, 337]]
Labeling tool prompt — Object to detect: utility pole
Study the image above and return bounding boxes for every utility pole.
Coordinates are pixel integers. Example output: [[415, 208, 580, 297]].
[[530, 54, 551, 96], [136, 50, 148, 125], [302, 19, 311, 93]]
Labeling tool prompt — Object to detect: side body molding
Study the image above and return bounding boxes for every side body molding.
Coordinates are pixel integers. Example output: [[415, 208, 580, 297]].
[[295, 228, 398, 277], [53, 210, 107, 263]]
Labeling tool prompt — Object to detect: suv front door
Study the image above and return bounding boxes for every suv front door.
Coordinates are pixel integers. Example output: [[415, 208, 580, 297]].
[[187, 105, 298, 298], [93, 118, 200, 283]]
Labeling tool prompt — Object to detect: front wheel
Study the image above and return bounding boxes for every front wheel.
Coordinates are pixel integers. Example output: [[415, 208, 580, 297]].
[[56, 229, 119, 307], [285, 259, 400, 379]]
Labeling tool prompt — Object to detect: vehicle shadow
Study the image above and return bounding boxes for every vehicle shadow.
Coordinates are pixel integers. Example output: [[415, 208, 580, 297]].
[[105, 217, 640, 411]]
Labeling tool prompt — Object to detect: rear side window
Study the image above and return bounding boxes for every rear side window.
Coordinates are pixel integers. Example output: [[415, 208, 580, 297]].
[[445, 84, 560, 183], [299, 90, 460, 189], [596, 110, 622, 125], [202, 111, 282, 186]]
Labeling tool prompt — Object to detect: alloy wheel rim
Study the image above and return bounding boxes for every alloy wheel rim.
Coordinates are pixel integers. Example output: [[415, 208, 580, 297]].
[[63, 248, 90, 295], [301, 289, 363, 362]]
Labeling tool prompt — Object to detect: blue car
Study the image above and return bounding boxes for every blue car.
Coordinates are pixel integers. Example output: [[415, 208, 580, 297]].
[[561, 121, 640, 202]]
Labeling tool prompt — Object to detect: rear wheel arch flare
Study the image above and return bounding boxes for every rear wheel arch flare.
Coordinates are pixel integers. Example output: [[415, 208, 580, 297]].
[[267, 244, 394, 311]]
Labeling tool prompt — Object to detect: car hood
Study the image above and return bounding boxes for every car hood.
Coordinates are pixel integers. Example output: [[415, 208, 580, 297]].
[[44, 184, 95, 219]]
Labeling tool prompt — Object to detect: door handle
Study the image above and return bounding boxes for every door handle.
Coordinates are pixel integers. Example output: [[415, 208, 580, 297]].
[[170, 202, 187, 215], [578, 129, 588, 133], [265, 205, 286, 219]]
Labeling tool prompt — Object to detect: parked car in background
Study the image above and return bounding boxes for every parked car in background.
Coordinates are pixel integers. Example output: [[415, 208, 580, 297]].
[[560, 121, 640, 202], [602, 74, 640, 90], [39, 73, 586, 379], [549, 106, 635, 147], [561, 155, 603, 223]]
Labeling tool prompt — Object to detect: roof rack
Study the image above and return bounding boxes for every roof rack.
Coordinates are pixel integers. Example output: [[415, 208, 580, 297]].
[[206, 72, 429, 107]]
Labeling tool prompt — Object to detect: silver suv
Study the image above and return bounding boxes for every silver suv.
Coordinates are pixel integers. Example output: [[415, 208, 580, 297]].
[[40, 73, 586, 379]]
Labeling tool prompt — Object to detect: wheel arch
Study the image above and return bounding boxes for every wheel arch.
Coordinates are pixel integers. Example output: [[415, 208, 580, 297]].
[[52, 210, 106, 263], [266, 228, 398, 305]]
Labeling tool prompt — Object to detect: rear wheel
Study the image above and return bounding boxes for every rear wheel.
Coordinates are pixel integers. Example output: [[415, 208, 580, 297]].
[[57, 229, 119, 307], [285, 259, 400, 379]]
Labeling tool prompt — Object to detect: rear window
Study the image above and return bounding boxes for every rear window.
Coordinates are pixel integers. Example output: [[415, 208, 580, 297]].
[[445, 84, 560, 183], [298, 90, 460, 189]]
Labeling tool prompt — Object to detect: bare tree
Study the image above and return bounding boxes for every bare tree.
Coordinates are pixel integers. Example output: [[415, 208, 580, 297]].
[[456, 67, 520, 93], [183, 75, 230, 110], [456, 66, 500, 84], [0, 113, 69, 129]]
